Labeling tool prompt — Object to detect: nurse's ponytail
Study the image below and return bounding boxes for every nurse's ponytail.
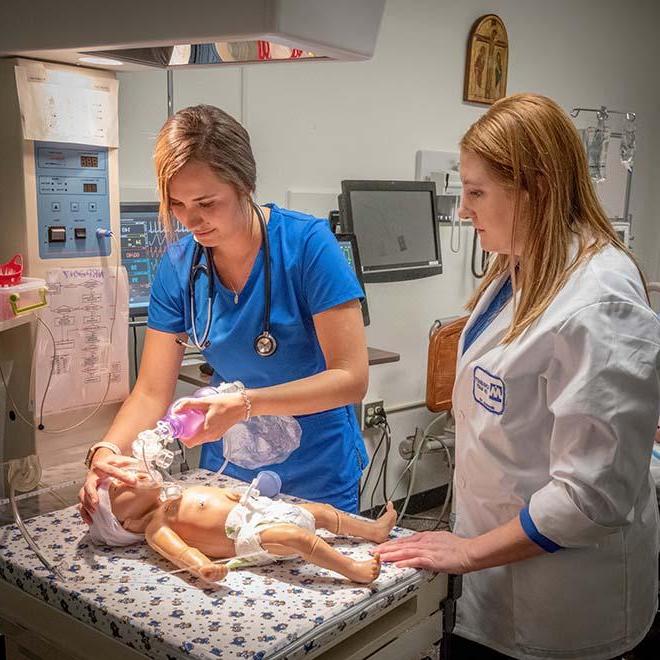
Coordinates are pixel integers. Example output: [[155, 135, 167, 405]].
[[154, 104, 257, 240], [460, 93, 646, 342]]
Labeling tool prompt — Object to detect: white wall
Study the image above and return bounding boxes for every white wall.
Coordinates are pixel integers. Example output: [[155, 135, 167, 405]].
[[117, 0, 660, 506]]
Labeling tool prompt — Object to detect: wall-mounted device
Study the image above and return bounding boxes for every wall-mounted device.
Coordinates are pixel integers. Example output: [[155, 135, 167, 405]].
[[339, 180, 442, 283], [0, 58, 122, 491], [35, 143, 112, 259], [119, 203, 188, 317], [335, 232, 370, 326], [0, 0, 386, 71], [415, 150, 463, 223]]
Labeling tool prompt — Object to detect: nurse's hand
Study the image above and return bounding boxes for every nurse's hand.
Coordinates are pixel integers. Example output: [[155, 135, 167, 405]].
[[374, 530, 475, 574], [174, 393, 246, 448], [78, 452, 140, 524]]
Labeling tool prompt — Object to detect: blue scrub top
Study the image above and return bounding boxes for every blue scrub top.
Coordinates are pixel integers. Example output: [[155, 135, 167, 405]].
[[147, 204, 368, 512]]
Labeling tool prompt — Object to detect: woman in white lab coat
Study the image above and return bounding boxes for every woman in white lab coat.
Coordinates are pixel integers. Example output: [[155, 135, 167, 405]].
[[377, 93, 660, 660]]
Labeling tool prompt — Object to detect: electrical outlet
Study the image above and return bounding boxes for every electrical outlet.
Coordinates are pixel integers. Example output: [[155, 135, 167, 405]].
[[363, 400, 384, 429]]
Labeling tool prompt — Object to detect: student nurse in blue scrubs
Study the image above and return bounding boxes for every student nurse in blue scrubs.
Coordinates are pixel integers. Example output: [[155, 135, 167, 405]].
[[79, 105, 368, 519]]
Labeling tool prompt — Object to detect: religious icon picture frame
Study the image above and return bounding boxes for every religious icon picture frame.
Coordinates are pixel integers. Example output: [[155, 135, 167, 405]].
[[464, 14, 509, 105]]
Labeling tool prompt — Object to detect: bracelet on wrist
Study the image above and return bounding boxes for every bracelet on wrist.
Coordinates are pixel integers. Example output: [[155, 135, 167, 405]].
[[84, 441, 122, 469], [233, 381, 252, 421]]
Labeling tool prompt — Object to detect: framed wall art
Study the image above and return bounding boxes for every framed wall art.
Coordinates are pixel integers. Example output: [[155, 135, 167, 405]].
[[464, 14, 508, 105]]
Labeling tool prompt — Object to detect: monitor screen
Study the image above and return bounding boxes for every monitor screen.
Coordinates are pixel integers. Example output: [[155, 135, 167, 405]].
[[335, 232, 370, 326], [340, 181, 441, 282], [120, 203, 188, 315]]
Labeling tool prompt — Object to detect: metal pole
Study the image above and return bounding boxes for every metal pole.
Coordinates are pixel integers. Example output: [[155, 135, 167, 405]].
[[623, 167, 633, 229], [167, 69, 174, 118]]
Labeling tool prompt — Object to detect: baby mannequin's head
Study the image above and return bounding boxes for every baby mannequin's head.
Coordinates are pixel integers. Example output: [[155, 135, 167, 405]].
[[87, 468, 164, 545], [109, 471, 163, 525]]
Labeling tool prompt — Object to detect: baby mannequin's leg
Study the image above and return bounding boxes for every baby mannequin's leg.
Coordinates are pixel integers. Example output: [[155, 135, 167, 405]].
[[299, 501, 396, 543], [259, 524, 380, 584]]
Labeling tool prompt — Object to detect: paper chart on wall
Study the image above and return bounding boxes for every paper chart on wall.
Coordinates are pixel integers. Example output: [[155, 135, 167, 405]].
[[14, 64, 119, 147], [33, 267, 129, 416]]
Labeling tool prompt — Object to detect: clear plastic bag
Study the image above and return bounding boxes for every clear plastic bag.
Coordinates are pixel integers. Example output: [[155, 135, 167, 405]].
[[223, 415, 302, 469], [620, 115, 636, 173], [582, 124, 610, 183]]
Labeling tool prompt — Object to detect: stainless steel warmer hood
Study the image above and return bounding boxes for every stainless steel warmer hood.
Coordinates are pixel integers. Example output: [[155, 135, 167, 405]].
[[0, 0, 385, 70]]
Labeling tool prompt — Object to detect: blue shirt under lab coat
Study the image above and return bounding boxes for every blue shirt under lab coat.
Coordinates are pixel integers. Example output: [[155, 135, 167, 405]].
[[147, 204, 368, 512]]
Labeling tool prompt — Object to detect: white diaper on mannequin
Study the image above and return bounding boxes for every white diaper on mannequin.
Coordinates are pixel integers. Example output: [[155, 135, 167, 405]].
[[225, 495, 315, 566]]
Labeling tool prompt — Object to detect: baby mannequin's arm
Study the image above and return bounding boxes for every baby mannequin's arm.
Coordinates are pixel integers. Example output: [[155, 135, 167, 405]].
[[145, 517, 227, 584]]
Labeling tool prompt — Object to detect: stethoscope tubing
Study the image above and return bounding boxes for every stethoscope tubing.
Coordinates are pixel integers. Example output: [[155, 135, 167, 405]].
[[176, 202, 275, 354]]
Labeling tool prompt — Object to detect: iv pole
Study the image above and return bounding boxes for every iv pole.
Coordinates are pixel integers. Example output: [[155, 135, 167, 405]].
[[570, 105, 636, 237]]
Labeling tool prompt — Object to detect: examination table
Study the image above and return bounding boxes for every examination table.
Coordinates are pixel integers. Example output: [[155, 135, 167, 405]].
[[0, 470, 447, 660]]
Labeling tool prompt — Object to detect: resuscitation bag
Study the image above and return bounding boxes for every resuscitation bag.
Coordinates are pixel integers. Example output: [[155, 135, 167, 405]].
[[222, 414, 302, 469]]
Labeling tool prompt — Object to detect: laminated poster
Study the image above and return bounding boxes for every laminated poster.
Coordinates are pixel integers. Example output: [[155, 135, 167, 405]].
[[33, 266, 129, 415]]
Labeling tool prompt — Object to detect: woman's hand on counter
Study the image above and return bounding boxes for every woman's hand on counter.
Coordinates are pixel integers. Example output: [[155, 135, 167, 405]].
[[374, 530, 475, 574]]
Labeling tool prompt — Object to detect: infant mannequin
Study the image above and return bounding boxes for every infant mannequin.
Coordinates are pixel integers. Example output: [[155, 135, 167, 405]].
[[88, 472, 396, 586]]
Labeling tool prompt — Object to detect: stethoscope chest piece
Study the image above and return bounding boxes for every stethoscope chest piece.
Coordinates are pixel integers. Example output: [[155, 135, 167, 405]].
[[254, 331, 277, 357]]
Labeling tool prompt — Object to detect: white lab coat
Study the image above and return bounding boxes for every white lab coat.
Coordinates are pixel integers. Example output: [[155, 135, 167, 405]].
[[452, 244, 660, 660]]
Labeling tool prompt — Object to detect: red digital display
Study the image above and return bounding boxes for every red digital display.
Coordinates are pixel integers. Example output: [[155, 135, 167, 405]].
[[80, 155, 98, 168]]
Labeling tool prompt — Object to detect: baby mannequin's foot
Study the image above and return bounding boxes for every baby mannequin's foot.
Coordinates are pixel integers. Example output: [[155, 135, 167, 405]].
[[369, 501, 397, 543], [347, 553, 381, 584]]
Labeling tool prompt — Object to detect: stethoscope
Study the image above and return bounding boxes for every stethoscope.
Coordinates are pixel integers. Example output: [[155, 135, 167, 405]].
[[175, 202, 277, 357]]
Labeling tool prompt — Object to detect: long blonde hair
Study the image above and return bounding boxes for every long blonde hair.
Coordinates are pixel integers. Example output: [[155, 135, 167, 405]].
[[461, 93, 642, 342], [154, 104, 256, 240]]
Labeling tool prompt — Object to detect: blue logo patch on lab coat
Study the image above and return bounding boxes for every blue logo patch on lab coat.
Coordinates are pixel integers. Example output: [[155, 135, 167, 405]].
[[473, 366, 505, 415]]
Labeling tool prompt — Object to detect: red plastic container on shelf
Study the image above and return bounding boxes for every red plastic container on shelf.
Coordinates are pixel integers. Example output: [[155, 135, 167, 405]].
[[0, 254, 23, 287]]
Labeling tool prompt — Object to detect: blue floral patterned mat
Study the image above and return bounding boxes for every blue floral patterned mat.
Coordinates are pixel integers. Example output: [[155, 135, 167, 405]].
[[0, 470, 434, 659]]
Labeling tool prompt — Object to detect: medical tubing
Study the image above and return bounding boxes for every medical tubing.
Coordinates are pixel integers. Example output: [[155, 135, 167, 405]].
[[431, 434, 454, 530], [0, 318, 56, 430], [179, 242, 214, 351], [33, 316, 56, 426], [471, 229, 489, 279], [190, 246, 213, 350], [140, 437, 162, 486], [377, 437, 424, 517], [397, 450, 422, 524], [396, 431, 430, 524], [369, 424, 390, 512], [422, 412, 451, 440], [176, 204, 271, 352], [359, 425, 386, 499], [131, 320, 139, 377], [450, 216, 462, 254], [397, 414, 454, 524], [368, 415, 390, 512], [9, 482, 64, 580], [382, 422, 391, 506], [194, 274, 213, 348], [0, 234, 121, 433], [164, 551, 267, 577], [379, 413, 446, 519], [254, 202, 272, 334], [377, 445, 423, 518]]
